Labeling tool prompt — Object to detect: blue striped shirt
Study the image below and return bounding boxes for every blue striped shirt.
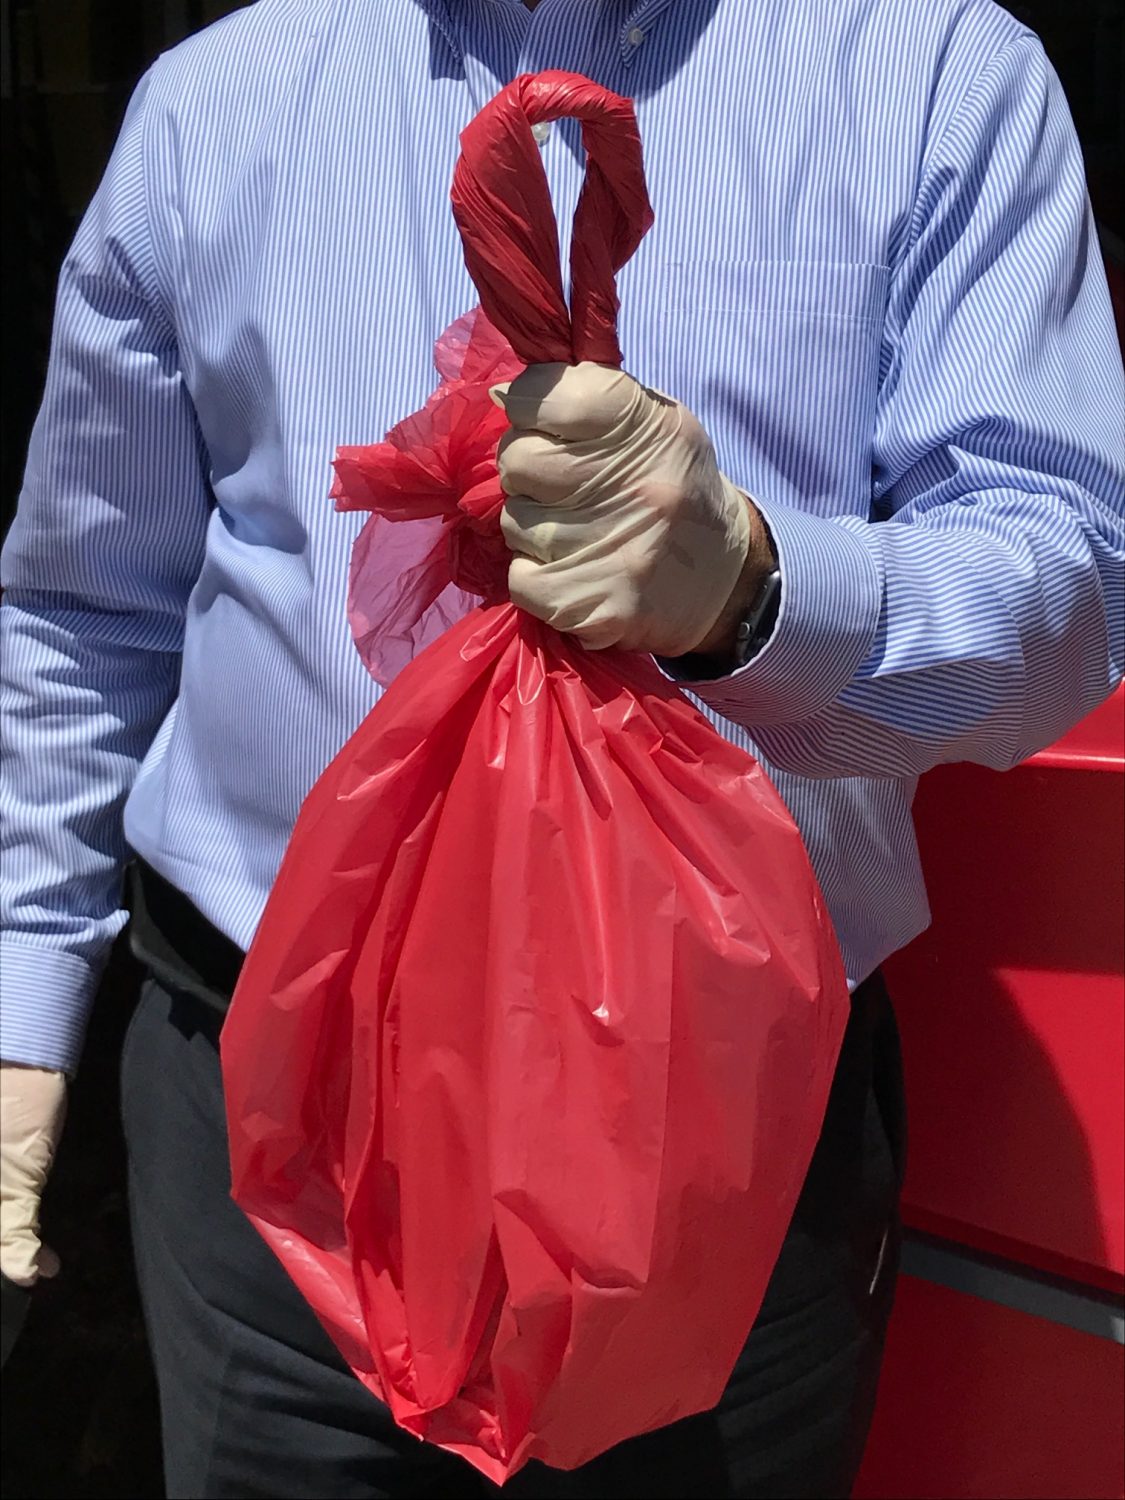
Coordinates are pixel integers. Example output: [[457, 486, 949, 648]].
[[2, 0, 1123, 1073]]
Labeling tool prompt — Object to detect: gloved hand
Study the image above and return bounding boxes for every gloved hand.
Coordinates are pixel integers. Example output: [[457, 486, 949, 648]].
[[494, 362, 774, 658], [1, 1063, 67, 1286]]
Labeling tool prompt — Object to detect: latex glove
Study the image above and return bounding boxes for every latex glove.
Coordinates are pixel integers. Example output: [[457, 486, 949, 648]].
[[495, 362, 770, 657], [1, 1064, 67, 1286]]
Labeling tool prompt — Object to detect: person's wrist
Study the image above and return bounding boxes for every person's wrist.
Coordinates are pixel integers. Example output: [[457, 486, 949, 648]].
[[687, 490, 777, 661]]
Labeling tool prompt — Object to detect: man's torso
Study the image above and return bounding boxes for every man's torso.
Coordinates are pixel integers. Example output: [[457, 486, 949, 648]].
[[123, 0, 1026, 975]]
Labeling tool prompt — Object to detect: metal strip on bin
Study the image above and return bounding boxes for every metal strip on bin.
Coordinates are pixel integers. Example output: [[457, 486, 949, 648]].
[[902, 1229, 1125, 1345]]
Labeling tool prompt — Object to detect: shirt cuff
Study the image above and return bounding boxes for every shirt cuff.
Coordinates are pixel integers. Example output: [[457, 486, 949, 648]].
[[0, 943, 100, 1075], [658, 497, 884, 726]]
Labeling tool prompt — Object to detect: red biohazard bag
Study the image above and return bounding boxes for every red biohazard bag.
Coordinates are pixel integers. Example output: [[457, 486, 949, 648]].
[[221, 72, 850, 1484]]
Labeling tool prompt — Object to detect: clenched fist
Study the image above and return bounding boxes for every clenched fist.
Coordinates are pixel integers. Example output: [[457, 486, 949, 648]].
[[1, 1063, 66, 1286], [494, 362, 773, 658]]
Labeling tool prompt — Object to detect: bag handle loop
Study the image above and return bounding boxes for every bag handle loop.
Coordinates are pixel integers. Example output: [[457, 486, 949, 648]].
[[451, 71, 654, 367]]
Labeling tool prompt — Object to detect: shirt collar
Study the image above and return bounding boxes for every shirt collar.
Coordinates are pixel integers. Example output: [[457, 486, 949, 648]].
[[416, 1, 675, 72]]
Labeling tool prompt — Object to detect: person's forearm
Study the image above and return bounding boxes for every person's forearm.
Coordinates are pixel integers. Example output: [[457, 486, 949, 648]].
[[670, 472, 1123, 780], [0, 598, 181, 1071]]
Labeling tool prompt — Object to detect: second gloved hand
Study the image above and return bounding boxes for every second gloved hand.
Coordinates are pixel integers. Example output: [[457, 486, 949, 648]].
[[494, 362, 766, 657], [1, 1063, 67, 1287]]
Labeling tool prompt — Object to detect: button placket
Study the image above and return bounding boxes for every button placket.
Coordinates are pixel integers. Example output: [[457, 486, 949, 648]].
[[619, 0, 672, 66]]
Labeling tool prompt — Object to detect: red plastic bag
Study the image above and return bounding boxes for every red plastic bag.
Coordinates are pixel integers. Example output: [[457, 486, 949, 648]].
[[221, 72, 850, 1484]]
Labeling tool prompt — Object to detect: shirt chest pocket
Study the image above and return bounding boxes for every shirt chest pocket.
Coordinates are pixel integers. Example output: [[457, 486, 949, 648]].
[[653, 260, 889, 517]]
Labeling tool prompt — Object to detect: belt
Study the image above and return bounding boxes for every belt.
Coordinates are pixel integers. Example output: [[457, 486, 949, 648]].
[[127, 857, 246, 1013]]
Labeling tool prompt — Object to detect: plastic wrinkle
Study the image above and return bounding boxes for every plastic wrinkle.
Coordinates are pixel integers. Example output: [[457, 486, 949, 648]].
[[221, 71, 850, 1485]]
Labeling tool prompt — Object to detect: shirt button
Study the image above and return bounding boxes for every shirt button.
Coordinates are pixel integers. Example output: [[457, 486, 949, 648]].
[[531, 121, 552, 144], [627, 26, 645, 46]]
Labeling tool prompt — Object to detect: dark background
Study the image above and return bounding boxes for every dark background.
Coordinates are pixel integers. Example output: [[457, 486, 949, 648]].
[[0, 3, 1122, 1496]]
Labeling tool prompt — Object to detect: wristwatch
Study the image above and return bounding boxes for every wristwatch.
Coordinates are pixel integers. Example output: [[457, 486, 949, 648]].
[[656, 562, 782, 683], [730, 564, 782, 669]]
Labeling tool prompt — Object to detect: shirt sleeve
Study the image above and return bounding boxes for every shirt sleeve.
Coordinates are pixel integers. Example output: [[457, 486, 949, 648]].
[[0, 65, 210, 1073], [672, 35, 1125, 780]]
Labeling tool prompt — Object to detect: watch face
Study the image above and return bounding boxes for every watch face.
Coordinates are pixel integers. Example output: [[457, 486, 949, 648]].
[[738, 569, 781, 666]]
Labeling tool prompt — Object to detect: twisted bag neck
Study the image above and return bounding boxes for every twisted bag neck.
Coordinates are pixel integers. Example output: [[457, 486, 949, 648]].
[[451, 71, 654, 367]]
